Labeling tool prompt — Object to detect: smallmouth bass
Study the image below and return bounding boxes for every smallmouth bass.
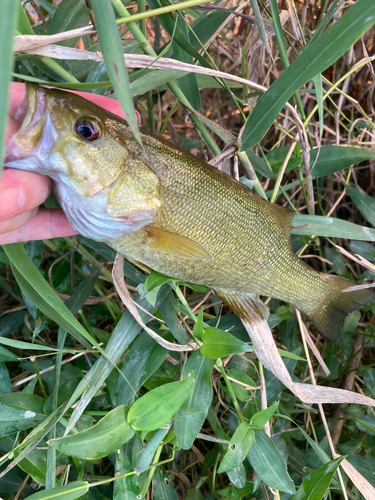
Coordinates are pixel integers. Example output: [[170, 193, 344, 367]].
[[5, 84, 375, 341]]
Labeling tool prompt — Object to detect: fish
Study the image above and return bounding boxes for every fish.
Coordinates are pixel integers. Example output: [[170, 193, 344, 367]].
[[5, 83, 375, 342]]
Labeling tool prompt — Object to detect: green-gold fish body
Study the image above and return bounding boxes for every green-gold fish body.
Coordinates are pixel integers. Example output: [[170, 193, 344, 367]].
[[5, 84, 375, 341]]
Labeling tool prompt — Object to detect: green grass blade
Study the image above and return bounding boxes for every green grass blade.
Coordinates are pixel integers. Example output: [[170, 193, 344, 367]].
[[292, 215, 375, 241], [345, 184, 375, 227], [313, 74, 324, 137], [3, 244, 103, 352], [16, 1, 34, 35], [240, 0, 375, 150], [90, 0, 141, 144], [22, 481, 88, 500], [311, 146, 375, 178], [0, 0, 18, 176]]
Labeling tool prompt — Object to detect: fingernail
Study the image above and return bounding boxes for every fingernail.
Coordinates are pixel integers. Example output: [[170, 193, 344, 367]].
[[0, 187, 27, 220]]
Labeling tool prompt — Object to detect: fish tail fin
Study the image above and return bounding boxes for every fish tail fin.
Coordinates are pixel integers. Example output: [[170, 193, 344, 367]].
[[308, 276, 375, 342]]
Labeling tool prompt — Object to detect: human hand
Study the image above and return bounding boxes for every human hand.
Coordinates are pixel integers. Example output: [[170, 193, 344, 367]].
[[0, 82, 133, 245]]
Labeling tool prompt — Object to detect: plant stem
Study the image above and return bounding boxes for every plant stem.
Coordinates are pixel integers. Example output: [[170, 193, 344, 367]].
[[216, 358, 244, 423], [111, 0, 220, 155]]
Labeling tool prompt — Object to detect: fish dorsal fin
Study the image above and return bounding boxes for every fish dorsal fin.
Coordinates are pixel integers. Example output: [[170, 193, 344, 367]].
[[213, 289, 270, 324], [145, 226, 212, 261], [270, 204, 295, 240]]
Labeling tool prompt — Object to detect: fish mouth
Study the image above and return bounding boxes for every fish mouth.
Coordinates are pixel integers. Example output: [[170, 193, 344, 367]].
[[13, 83, 47, 151], [5, 83, 52, 169]]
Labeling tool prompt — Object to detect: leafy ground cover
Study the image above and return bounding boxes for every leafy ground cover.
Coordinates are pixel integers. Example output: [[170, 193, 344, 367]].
[[1, 0, 375, 499]]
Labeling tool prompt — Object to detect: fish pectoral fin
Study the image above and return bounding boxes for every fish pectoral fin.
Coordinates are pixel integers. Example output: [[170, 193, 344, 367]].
[[214, 289, 270, 324], [145, 226, 212, 260]]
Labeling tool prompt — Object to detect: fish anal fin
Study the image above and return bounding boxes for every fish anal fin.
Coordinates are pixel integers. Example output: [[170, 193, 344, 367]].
[[145, 226, 213, 261], [214, 289, 270, 324]]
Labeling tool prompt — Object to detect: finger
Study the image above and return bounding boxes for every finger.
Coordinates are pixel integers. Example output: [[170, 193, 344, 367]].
[[6, 116, 21, 142], [9, 82, 27, 116], [0, 209, 77, 244], [10, 82, 141, 124], [0, 208, 39, 236], [0, 170, 51, 222]]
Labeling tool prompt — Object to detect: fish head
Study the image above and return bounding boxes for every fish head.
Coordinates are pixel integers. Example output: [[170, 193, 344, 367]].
[[6, 83, 136, 196], [5, 84, 161, 241]]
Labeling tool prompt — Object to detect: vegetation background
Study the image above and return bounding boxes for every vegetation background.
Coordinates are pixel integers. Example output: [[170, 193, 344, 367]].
[[0, 0, 375, 499]]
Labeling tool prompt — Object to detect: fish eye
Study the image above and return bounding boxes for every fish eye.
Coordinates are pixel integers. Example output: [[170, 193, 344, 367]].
[[74, 118, 101, 141]]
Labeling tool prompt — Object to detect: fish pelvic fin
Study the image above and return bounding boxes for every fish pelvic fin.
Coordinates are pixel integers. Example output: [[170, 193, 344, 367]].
[[213, 289, 270, 324], [307, 276, 375, 342]]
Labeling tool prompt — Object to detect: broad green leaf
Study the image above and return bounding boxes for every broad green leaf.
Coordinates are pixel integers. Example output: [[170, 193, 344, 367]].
[[345, 455, 375, 488], [0, 346, 19, 362], [142, 271, 172, 296], [311, 146, 375, 179], [363, 368, 375, 398], [266, 146, 302, 173], [15, 448, 47, 486], [160, 294, 190, 345], [47, 0, 90, 47], [50, 406, 135, 459], [200, 327, 254, 359], [0, 393, 45, 414], [291, 456, 345, 500], [0, 402, 45, 438], [354, 415, 375, 435], [250, 401, 279, 430], [349, 241, 375, 262], [292, 215, 375, 241], [0, 0, 17, 175], [240, 0, 375, 149], [345, 184, 375, 227], [0, 363, 11, 394], [23, 481, 88, 500], [66, 286, 170, 434], [218, 422, 255, 473], [43, 376, 82, 414], [90, 0, 141, 143], [153, 465, 179, 500], [226, 368, 257, 403], [175, 351, 214, 449], [114, 445, 142, 499], [136, 423, 172, 474], [227, 463, 247, 489], [298, 427, 331, 466], [247, 429, 295, 494], [127, 371, 195, 431], [115, 330, 168, 406]]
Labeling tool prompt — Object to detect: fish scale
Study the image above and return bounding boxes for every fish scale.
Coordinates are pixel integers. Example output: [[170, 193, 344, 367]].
[[5, 84, 375, 342]]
